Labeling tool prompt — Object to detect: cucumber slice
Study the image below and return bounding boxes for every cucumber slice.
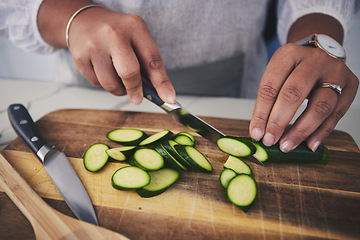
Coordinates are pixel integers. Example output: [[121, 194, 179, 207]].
[[83, 143, 109, 172], [227, 174, 257, 212], [217, 136, 256, 157], [106, 146, 136, 161], [219, 168, 237, 189], [112, 166, 150, 190], [139, 130, 173, 146], [223, 156, 252, 175], [137, 168, 180, 198], [173, 135, 194, 146], [177, 132, 195, 142], [174, 145, 212, 172], [249, 139, 330, 164], [162, 140, 192, 168], [129, 148, 164, 171], [153, 144, 188, 171], [107, 128, 146, 145]]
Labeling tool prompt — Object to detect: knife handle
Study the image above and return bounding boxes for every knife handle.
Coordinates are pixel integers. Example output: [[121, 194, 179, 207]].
[[142, 77, 165, 107], [8, 104, 46, 155]]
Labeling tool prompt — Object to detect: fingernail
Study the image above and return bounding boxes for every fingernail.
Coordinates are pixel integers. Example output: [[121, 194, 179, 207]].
[[131, 94, 143, 105], [167, 92, 176, 104], [251, 128, 263, 141], [262, 133, 275, 146], [280, 140, 294, 153], [310, 141, 321, 152]]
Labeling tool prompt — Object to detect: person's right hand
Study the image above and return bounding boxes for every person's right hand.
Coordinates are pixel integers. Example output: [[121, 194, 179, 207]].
[[67, 7, 176, 105]]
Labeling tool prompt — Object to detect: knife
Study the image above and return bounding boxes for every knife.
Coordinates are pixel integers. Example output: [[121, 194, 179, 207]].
[[7, 104, 99, 225], [142, 78, 264, 166]]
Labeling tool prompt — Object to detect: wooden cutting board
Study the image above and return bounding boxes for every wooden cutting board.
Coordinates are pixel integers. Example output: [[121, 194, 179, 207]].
[[1, 109, 360, 240]]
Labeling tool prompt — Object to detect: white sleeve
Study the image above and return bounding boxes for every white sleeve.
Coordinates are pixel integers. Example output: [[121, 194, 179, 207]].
[[0, 0, 56, 54], [277, 0, 357, 45]]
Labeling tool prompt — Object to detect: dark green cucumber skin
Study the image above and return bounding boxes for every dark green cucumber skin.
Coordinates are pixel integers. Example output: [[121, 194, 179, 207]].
[[136, 170, 180, 198], [217, 136, 257, 157], [139, 130, 173, 146], [174, 145, 212, 172], [162, 140, 193, 168], [249, 139, 330, 164], [153, 144, 188, 172]]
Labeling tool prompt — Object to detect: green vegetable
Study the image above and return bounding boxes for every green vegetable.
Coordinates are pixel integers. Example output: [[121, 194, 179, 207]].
[[112, 166, 150, 190], [106, 146, 136, 161], [219, 168, 237, 189], [129, 148, 164, 171], [139, 130, 173, 146], [174, 145, 212, 172], [83, 143, 109, 172], [107, 128, 146, 146], [217, 136, 256, 157], [137, 168, 180, 197], [223, 155, 252, 175], [227, 174, 257, 212]]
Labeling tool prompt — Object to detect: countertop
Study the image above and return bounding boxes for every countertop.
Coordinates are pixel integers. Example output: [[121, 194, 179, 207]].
[[1, 78, 359, 150]]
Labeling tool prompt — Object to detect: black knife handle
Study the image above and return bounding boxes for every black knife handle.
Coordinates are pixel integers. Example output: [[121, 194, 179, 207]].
[[142, 77, 165, 107], [8, 104, 46, 154]]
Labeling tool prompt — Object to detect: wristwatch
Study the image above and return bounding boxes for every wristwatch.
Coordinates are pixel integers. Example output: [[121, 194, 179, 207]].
[[295, 34, 346, 61]]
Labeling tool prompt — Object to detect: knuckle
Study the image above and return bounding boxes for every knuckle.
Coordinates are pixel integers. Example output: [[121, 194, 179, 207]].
[[118, 66, 140, 80], [280, 85, 302, 103], [311, 101, 333, 119], [329, 109, 345, 123], [147, 55, 164, 70], [258, 84, 278, 102]]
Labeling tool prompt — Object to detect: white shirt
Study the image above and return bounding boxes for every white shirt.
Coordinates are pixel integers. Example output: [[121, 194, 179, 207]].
[[0, 0, 357, 98]]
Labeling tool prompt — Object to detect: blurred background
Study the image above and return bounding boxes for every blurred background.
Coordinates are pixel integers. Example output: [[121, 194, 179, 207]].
[[1, 11, 359, 108]]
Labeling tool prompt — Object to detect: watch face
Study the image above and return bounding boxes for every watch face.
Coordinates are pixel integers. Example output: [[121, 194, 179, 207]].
[[316, 34, 346, 59]]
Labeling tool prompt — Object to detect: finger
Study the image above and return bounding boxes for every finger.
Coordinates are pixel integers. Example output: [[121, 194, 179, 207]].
[[262, 55, 320, 147], [130, 17, 176, 104], [306, 74, 359, 151], [91, 51, 127, 96], [250, 44, 302, 141], [72, 55, 102, 88], [279, 86, 338, 152], [111, 43, 143, 104]]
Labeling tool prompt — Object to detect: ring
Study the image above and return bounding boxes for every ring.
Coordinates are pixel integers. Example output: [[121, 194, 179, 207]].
[[319, 82, 342, 96]]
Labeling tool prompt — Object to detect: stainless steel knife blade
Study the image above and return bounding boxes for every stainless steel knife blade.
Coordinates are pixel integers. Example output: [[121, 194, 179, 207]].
[[142, 78, 264, 166], [7, 104, 99, 225]]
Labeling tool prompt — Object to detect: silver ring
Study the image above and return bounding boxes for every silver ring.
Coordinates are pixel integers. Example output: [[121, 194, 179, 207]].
[[319, 82, 342, 96]]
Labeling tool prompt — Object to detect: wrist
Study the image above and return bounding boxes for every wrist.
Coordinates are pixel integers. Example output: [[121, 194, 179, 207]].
[[287, 13, 344, 45], [38, 0, 94, 48]]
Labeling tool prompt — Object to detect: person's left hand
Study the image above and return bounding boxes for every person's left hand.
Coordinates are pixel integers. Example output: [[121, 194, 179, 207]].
[[249, 43, 359, 152]]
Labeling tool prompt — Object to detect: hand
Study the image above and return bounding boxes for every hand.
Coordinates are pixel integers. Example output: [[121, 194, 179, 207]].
[[249, 43, 359, 152], [67, 7, 176, 104]]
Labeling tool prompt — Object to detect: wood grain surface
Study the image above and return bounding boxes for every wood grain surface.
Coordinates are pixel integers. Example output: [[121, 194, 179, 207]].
[[1, 109, 359, 240]]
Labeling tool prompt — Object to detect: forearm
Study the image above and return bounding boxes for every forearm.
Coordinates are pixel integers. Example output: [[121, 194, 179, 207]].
[[37, 0, 94, 48], [287, 13, 344, 44]]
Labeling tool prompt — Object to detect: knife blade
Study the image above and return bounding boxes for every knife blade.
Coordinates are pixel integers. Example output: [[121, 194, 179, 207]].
[[7, 104, 99, 225], [142, 78, 264, 166]]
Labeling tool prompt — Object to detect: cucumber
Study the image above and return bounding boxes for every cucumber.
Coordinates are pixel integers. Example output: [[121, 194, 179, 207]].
[[112, 166, 150, 190], [173, 134, 194, 146], [129, 148, 164, 171], [139, 130, 173, 146], [217, 136, 256, 157], [162, 140, 192, 168], [153, 144, 188, 171], [219, 168, 237, 189], [177, 132, 195, 142], [223, 156, 252, 175], [174, 145, 212, 172], [136, 168, 180, 197], [83, 143, 109, 172], [106, 146, 136, 161], [227, 174, 257, 212], [107, 128, 146, 145], [249, 140, 330, 164]]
